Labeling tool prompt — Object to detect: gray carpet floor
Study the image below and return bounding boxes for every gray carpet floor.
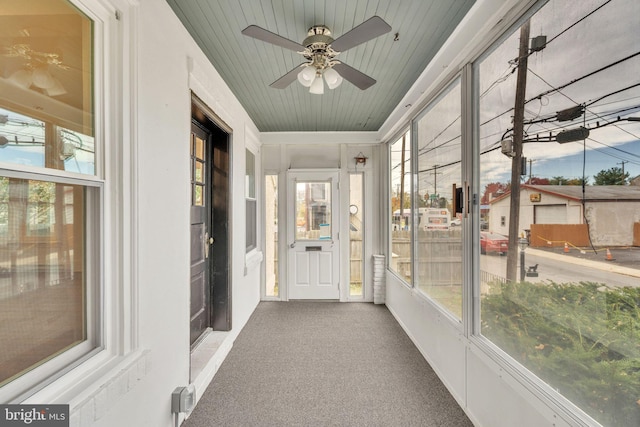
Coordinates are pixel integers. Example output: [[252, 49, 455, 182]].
[[184, 302, 474, 427]]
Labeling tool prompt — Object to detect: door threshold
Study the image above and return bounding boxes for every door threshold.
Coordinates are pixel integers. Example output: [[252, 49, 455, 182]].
[[190, 330, 230, 382]]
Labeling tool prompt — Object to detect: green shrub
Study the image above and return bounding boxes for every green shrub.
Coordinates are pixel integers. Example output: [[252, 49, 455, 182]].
[[482, 281, 640, 427]]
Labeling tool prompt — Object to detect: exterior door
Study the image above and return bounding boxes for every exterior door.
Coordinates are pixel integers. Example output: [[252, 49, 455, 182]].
[[190, 122, 213, 346], [287, 170, 340, 299]]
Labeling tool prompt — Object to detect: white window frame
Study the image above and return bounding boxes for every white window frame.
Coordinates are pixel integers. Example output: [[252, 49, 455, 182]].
[[245, 148, 257, 252], [244, 128, 263, 274], [0, 0, 142, 406]]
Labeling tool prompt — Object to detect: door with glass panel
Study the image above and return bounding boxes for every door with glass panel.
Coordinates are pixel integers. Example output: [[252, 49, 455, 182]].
[[287, 170, 340, 300], [190, 122, 212, 346]]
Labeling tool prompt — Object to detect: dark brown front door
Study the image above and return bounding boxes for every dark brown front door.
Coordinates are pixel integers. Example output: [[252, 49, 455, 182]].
[[190, 122, 212, 346]]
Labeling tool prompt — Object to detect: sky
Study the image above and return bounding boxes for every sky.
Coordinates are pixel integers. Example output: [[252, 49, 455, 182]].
[[389, 0, 640, 198]]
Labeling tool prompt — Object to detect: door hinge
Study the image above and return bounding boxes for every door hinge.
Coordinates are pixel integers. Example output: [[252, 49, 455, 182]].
[[115, 10, 121, 20]]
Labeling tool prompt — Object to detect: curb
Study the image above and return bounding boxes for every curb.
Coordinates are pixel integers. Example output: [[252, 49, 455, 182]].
[[527, 248, 640, 279]]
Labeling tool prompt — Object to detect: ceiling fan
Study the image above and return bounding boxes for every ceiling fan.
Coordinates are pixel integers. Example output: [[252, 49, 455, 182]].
[[4, 44, 69, 96], [242, 16, 391, 94]]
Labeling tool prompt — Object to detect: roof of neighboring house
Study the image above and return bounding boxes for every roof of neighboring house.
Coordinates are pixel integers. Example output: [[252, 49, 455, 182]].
[[489, 185, 640, 204]]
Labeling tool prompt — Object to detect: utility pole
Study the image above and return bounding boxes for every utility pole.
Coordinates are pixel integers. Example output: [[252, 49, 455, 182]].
[[528, 158, 535, 184], [617, 160, 628, 175], [506, 20, 530, 283]]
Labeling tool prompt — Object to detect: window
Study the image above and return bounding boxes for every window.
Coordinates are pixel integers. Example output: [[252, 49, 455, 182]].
[[295, 181, 331, 240], [477, 1, 640, 425], [414, 78, 463, 319], [389, 131, 412, 283], [264, 175, 278, 297], [245, 149, 256, 251], [0, 0, 98, 401], [349, 173, 364, 297]]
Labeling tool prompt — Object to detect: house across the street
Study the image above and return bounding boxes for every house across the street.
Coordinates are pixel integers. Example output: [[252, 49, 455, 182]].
[[489, 185, 640, 246]]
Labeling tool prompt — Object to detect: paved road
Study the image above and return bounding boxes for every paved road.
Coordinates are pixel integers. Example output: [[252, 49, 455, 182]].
[[481, 247, 639, 288]]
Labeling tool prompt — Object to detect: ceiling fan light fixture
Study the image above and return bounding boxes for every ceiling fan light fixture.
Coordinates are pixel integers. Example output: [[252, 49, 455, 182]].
[[8, 69, 33, 89], [324, 68, 342, 90], [45, 77, 67, 97], [32, 67, 56, 89], [297, 65, 315, 87], [309, 73, 324, 95]]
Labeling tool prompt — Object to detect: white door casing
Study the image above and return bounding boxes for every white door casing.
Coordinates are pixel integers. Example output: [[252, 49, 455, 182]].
[[287, 170, 340, 299]]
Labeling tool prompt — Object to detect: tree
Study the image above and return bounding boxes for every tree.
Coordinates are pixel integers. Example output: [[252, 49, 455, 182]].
[[593, 167, 629, 185], [549, 176, 588, 185], [390, 191, 411, 213], [550, 176, 569, 185], [481, 182, 509, 205], [527, 177, 550, 185]]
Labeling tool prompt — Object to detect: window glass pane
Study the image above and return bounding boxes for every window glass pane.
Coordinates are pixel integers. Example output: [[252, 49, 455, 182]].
[[194, 184, 203, 207], [245, 150, 255, 198], [265, 175, 278, 297], [0, 1, 94, 175], [389, 131, 412, 283], [194, 161, 204, 184], [0, 177, 87, 386], [349, 174, 363, 297], [195, 136, 204, 160], [245, 199, 256, 251], [415, 79, 463, 319], [295, 181, 331, 240], [478, 1, 640, 425]]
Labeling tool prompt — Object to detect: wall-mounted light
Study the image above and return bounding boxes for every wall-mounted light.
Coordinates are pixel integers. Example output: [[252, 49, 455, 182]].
[[354, 152, 368, 168]]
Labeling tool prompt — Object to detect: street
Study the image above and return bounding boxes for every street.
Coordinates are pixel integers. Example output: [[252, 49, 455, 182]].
[[481, 248, 639, 288]]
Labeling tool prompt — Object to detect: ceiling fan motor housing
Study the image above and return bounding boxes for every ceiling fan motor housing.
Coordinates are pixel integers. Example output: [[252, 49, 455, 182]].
[[302, 25, 338, 69]]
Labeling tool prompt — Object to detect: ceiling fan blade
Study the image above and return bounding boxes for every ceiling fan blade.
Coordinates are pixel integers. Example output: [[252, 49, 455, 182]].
[[242, 25, 304, 52], [270, 64, 305, 89], [330, 16, 392, 52], [333, 62, 376, 90]]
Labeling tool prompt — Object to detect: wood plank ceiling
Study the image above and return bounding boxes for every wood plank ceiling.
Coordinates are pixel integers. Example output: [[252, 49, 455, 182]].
[[166, 0, 475, 132]]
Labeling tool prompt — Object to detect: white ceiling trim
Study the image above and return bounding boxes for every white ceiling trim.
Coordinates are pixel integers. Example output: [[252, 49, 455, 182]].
[[260, 131, 379, 146]]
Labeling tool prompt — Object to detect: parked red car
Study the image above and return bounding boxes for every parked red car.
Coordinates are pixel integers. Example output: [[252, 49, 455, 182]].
[[480, 232, 509, 254]]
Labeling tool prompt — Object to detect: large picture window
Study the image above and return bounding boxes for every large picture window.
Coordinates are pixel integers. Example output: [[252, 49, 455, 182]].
[[414, 79, 463, 319], [477, 1, 640, 425], [0, 0, 98, 401]]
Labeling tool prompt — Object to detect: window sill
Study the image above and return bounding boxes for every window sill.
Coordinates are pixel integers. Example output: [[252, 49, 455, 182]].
[[244, 249, 263, 275]]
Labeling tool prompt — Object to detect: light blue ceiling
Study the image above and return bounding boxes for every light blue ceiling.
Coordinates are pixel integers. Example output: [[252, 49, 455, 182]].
[[166, 0, 475, 132]]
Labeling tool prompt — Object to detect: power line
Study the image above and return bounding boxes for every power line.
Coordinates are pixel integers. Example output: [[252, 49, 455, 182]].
[[543, 0, 615, 48], [526, 51, 640, 105]]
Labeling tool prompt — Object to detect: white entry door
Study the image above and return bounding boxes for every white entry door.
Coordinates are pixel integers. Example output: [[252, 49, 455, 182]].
[[287, 170, 340, 299]]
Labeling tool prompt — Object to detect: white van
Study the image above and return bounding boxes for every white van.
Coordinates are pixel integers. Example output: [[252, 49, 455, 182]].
[[419, 208, 450, 231]]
